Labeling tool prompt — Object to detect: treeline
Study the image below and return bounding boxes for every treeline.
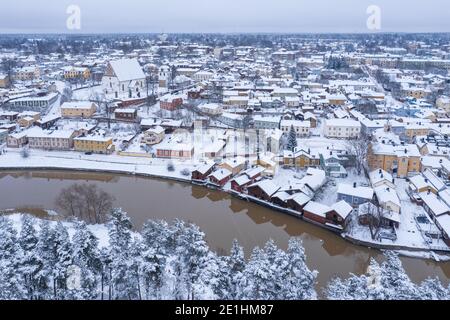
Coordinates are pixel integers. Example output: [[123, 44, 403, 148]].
[[0, 209, 448, 300]]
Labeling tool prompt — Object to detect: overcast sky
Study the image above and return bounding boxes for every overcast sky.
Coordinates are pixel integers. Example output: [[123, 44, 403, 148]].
[[0, 0, 449, 34]]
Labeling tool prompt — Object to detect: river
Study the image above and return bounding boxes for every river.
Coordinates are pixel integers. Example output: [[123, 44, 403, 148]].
[[0, 170, 448, 289]]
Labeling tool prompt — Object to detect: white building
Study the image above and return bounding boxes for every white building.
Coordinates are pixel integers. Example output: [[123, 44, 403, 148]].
[[102, 59, 146, 100], [324, 119, 361, 138], [280, 120, 311, 137]]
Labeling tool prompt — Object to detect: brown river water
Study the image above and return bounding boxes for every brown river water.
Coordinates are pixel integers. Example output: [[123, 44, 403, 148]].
[[0, 170, 448, 289]]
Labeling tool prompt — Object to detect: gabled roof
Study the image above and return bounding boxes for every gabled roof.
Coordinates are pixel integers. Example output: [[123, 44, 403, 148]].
[[109, 58, 145, 82], [332, 200, 353, 220]]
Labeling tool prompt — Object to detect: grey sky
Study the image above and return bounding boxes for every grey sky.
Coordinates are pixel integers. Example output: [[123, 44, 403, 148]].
[[0, 0, 449, 34]]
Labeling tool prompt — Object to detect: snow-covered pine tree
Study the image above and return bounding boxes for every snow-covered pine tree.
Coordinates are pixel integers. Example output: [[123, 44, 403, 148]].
[[284, 238, 318, 300], [0, 217, 26, 300], [197, 252, 230, 300], [18, 215, 40, 300], [287, 125, 298, 151], [141, 221, 169, 300], [237, 246, 270, 300], [225, 240, 246, 300], [172, 220, 210, 300], [325, 252, 435, 300], [108, 208, 139, 300], [34, 220, 56, 300], [418, 278, 450, 300], [71, 221, 102, 300], [378, 252, 421, 300], [53, 222, 73, 300]]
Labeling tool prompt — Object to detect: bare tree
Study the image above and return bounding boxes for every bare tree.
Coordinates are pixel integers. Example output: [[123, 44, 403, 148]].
[[55, 183, 115, 224], [346, 133, 370, 175]]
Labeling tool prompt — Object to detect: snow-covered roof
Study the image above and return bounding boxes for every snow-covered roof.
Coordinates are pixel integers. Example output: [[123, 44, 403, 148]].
[[420, 192, 450, 217], [369, 169, 394, 187], [331, 200, 353, 220], [109, 58, 145, 82], [374, 186, 401, 208], [61, 101, 95, 109], [303, 201, 331, 217], [337, 184, 374, 200], [248, 179, 280, 197], [288, 192, 311, 206], [209, 169, 232, 181]]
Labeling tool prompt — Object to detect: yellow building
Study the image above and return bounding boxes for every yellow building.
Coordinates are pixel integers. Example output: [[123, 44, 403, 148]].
[[368, 143, 421, 178], [61, 101, 97, 118], [283, 149, 320, 168], [405, 125, 430, 141], [74, 136, 115, 154], [63, 67, 91, 80], [0, 74, 10, 88]]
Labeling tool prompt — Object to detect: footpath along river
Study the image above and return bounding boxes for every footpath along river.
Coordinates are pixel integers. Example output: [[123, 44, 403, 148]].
[[0, 170, 449, 289]]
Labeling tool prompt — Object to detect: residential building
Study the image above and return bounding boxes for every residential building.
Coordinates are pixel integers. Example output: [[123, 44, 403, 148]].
[[324, 119, 361, 138], [74, 135, 115, 154], [368, 143, 421, 178], [61, 101, 97, 118]]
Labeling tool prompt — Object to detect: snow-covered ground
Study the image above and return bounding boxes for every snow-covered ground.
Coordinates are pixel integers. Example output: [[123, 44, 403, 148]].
[[0, 148, 196, 182], [6, 213, 111, 248]]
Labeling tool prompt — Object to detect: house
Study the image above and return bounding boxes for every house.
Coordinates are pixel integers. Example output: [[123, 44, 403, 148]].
[[156, 139, 194, 159], [219, 157, 246, 176], [114, 108, 138, 121], [420, 191, 450, 226], [63, 66, 91, 80], [208, 169, 233, 187], [283, 148, 320, 168], [368, 143, 421, 178], [7, 131, 28, 148], [61, 101, 97, 118], [271, 191, 291, 208], [74, 135, 115, 154], [102, 58, 146, 99], [247, 179, 281, 201], [280, 120, 311, 137], [328, 201, 353, 227], [10, 92, 58, 109], [369, 169, 395, 189], [337, 183, 374, 207], [160, 95, 183, 111], [18, 116, 36, 128], [286, 193, 312, 212], [191, 163, 215, 181], [231, 166, 266, 193], [320, 151, 348, 178], [231, 175, 253, 193], [358, 202, 400, 229], [324, 119, 361, 139], [27, 127, 77, 150], [303, 201, 332, 225], [253, 116, 281, 130], [374, 186, 401, 214], [0, 74, 10, 88], [141, 126, 165, 146], [14, 66, 40, 81]]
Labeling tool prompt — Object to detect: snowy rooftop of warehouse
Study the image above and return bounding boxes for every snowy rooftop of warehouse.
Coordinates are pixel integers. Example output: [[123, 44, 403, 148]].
[[249, 179, 280, 197], [303, 201, 331, 217], [331, 201, 353, 220]]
